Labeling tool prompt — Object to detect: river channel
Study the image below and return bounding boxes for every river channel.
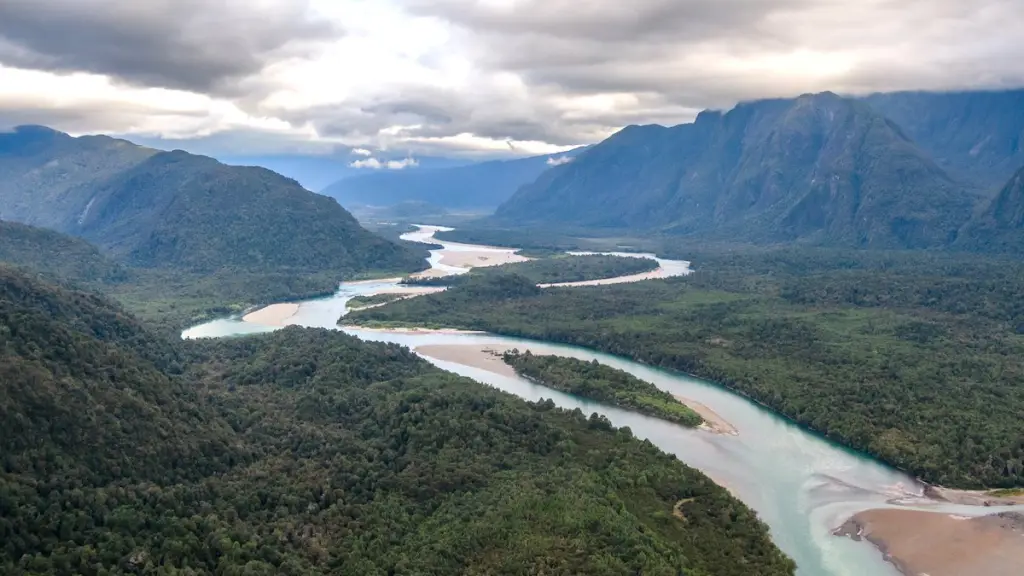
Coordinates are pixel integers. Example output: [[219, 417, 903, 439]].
[[184, 225, 1015, 576]]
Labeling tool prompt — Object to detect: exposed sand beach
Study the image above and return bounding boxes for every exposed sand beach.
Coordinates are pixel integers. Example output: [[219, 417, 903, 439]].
[[439, 249, 530, 269], [925, 485, 1024, 507], [673, 394, 738, 435], [414, 343, 738, 434], [834, 508, 1024, 576], [242, 302, 299, 326], [540, 267, 667, 287]]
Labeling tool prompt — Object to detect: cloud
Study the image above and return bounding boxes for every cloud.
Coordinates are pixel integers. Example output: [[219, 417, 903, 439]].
[[350, 156, 420, 170], [0, 0, 339, 94], [1, 0, 1023, 157], [351, 148, 373, 156], [546, 155, 573, 166]]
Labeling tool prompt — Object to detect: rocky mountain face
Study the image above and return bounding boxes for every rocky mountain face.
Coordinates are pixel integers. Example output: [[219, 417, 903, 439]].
[[0, 126, 425, 274], [497, 92, 978, 249], [863, 89, 1024, 188]]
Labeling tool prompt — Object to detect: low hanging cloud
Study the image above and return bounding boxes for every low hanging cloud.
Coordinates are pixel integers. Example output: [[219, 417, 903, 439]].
[[546, 155, 574, 166], [350, 157, 420, 170]]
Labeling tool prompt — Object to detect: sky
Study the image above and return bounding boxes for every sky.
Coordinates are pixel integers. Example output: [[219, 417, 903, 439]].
[[1, 0, 1022, 162]]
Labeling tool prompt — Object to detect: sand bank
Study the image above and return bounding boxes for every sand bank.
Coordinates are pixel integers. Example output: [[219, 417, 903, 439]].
[[541, 268, 668, 287], [439, 249, 530, 269], [242, 303, 299, 326], [413, 344, 738, 435], [415, 344, 518, 377], [834, 509, 1024, 576], [673, 394, 738, 435], [340, 326, 484, 335], [925, 485, 1024, 506]]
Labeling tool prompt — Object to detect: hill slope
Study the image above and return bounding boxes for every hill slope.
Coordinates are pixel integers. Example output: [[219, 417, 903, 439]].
[[497, 93, 977, 248], [0, 267, 793, 575], [324, 150, 581, 211], [864, 89, 1024, 188], [0, 126, 425, 274], [0, 219, 126, 283], [959, 166, 1024, 253]]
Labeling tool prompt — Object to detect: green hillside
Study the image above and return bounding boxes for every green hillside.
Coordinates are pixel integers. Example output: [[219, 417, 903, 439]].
[[0, 220, 126, 284], [0, 267, 793, 576]]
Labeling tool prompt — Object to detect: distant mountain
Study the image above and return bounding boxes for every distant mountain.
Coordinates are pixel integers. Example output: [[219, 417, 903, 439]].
[[221, 153, 471, 192], [323, 150, 583, 211], [0, 126, 425, 274], [0, 220, 126, 284], [863, 90, 1024, 188], [959, 166, 1024, 253], [496, 93, 977, 249]]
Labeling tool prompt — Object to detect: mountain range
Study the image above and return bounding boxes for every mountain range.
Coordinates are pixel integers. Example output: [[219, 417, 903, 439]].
[[322, 149, 583, 211], [495, 90, 1024, 252], [0, 126, 424, 274]]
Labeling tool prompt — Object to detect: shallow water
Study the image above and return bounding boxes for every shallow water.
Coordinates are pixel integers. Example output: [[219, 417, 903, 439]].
[[183, 225, 1020, 575]]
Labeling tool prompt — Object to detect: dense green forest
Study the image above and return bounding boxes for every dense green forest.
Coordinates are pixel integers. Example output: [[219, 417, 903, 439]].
[[403, 254, 659, 287], [348, 249, 1024, 488], [503, 351, 703, 427], [0, 220, 128, 285], [0, 265, 793, 575], [346, 293, 405, 309]]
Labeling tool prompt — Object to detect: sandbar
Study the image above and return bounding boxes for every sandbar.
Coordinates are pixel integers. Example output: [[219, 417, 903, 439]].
[[340, 326, 484, 335], [439, 249, 530, 269], [242, 303, 299, 326], [413, 343, 738, 435], [925, 485, 1024, 507], [834, 508, 1024, 576], [541, 267, 668, 287], [673, 395, 738, 435]]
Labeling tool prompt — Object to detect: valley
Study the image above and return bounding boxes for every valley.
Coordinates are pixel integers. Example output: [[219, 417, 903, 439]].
[[187, 224, 1024, 576]]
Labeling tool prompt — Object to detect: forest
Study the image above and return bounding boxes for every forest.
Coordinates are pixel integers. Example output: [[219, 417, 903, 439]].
[[348, 249, 1024, 489], [402, 254, 659, 287], [0, 265, 794, 576], [502, 351, 703, 427]]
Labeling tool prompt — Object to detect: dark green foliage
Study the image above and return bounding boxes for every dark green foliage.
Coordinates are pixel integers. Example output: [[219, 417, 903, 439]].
[[0, 220, 127, 284], [350, 248, 1024, 488], [0, 126, 426, 275], [347, 293, 404, 309], [503, 351, 703, 426], [496, 92, 979, 249], [0, 268, 793, 576], [402, 254, 659, 287]]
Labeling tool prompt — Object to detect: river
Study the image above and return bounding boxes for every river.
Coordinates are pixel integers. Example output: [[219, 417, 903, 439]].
[[184, 225, 1015, 576]]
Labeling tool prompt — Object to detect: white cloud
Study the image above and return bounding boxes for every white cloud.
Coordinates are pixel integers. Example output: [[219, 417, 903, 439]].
[[350, 156, 420, 169], [546, 155, 573, 166], [1, 0, 1023, 156], [351, 147, 373, 156]]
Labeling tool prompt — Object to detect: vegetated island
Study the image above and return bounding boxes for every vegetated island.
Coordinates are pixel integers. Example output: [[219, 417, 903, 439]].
[[502, 350, 703, 427], [347, 292, 405, 309], [402, 254, 659, 286]]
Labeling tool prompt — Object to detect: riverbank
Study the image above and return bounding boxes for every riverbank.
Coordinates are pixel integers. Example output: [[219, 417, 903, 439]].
[[834, 508, 1024, 576], [439, 249, 529, 269], [414, 343, 738, 435], [242, 302, 299, 326], [540, 267, 667, 287], [925, 485, 1024, 506]]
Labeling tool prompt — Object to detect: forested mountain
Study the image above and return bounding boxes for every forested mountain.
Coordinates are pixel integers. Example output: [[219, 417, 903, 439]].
[[496, 92, 977, 249], [863, 89, 1024, 188], [959, 165, 1024, 253], [0, 126, 425, 274], [0, 220, 126, 284], [324, 150, 582, 211], [0, 266, 794, 575]]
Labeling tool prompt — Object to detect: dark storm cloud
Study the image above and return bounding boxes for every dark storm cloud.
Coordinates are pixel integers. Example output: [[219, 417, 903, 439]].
[[0, 0, 339, 94]]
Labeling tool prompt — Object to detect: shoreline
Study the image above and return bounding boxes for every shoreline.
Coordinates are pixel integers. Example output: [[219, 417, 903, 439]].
[[413, 343, 739, 435], [834, 508, 1024, 576], [341, 325, 485, 335], [241, 302, 300, 326]]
